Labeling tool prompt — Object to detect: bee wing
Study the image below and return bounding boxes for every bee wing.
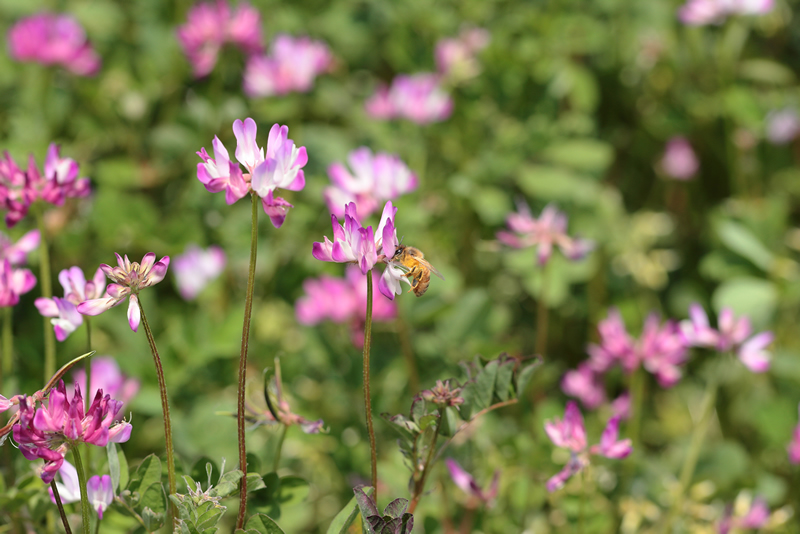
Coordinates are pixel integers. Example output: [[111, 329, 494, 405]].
[[420, 259, 445, 280]]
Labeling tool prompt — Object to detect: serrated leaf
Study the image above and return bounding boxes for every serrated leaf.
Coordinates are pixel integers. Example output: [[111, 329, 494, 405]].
[[495, 358, 515, 402], [208, 470, 243, 498], [107, 442, 121, 493], [382, 498, 408, 519], [325, 487, 373, 534], [244, 513, 285, 533], [141, 482, 166, 514]]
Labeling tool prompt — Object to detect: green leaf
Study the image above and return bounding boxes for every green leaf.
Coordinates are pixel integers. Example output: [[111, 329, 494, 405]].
[[716, 220, 773, 271], [474, 359, 499, 410], [141, 482, 166, 514], [129, 455, 162, 496], [142, 506, 166, 532], [382, 498, 408, 519], [494, 358, 515, 402], [712, 277, 778, 329], [246, 453, 262, 476], [541, 139, 613, 173], [517, 165, 602, 206], [244, 513, 285, 534], [190, 457, 219, 491], [325, 488, 373, 534], [208, 470, 243, 498], [273, 476, 309, 507], [516, 360, 542, 397], [106, 442, 121, 493], [739, 59, 796, 86], [354, 487, 380, 531], [247, 472, 267, 493]]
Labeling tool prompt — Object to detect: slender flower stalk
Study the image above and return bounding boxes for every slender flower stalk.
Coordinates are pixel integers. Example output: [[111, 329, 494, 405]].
[[51, 479, 73, 534], [362, 271, 378, 499], [71, 447, 91, 534], [628, 367, 645, 450], [536, 261, 549, 358], [137, 301, 177, 512], [237, 191, 259, 529], [35, 206, 55, 382]]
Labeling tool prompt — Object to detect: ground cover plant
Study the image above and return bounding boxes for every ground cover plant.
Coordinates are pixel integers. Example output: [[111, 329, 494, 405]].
[[1, 0, 800, 532]]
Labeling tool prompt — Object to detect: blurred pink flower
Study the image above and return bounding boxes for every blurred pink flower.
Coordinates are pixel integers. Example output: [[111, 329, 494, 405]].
[[244, 34, 332, 97], [324, 147, 418, 220], [446, 458, 499, 506], [35, 266, 106, 341], [435, 27, 490, 82], [544, 402, 631, 491], [8, 13, 101, 76], [365, 73, 453, 124], [78, 253, 169, 332], [497, 201, 594, 264], [48, 460, 81, 504], [719, 493, 770, 534], [196, 118, 307, 227], [177, 0, 263, 77], [0, 229, 39, 266], [561, 363, 606, 409], [588, 309, 689, 387], [87, 475, 114, 519], [173, 244, 226, 300], [659, 136, 698, 180], [0, 145, 90, 228], [0, 259, 36, 307], [13, 380, 131, 483], [678, 0, 773, 25], [788, 403, 800, 464], [611, 392, 631, 420], [765, 108, 800, 145], [70, 356, 139, 413], [680, 303, 772, 372]]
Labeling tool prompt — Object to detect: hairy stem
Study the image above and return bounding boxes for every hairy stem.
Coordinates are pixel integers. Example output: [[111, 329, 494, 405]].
[[137, 300, 177, 521], [71, 446, 91, 534], [51, 479, 73, 534], [363, 271, 378, 500], [236, 192, 259, 528], [35, 205, 56, 382], [272, 424, 287, 472]]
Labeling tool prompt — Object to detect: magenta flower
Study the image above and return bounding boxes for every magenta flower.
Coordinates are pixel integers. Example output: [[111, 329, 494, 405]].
[[69, 356, 139, 413], [176, 0, 263, 77], [788, 403, 800, 464], [312, 201, 407, 300], [77, 253, 169, 332], [678, 0, 773, 25], [561, 363, 606, 409], [8, 13, 101, 76], [446, 458, 499, 506], [0, 229, 39, 265], [48, 460, 81, 504], [365, 73, 453, 124], [435, 27, 490, 82], [659, 136, 699, 180], [244, 34, 332, 97], [680, 303, 773, 372], [35, 266, 106, 341], [172, 244, 227, 300], [324, 147, 418, 220], [48, 462, 114, 519], [12, 380, 131, 483], [544, 402, 631, 492], [0, 259, 36, 307], [87, 475, 114, 519], [497, 201, 594, 264], [588, 309, 689, 387], [196, 118, 307, 227], [0, 145, 90, 228], [766, 109, 800, 145]]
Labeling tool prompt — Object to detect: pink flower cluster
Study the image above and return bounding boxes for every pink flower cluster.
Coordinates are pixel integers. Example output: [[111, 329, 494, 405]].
[[49, 461, 114, 519], [366, 73, 453, 125], [172, 244, 227, 300], [544, 402, 631, 492], [435, 27, 490, 82], [659, 136, 699, 180], [0, 144, 91, 227], [680, 304, 773, 372], [244, 34, 332, 98], [12, 380, 131, 483], [7, 13, 101, 76], [312, 201, 407, 300], [497, 202, 595, 265], [196, 118, 307, 228], [0, 230, 38, 307], [296, 266, 397, 346], [324, 147, 418, 220], [176, 0, 263, 77], [36, 266, 106, 341], [678, 0, 774, 25]]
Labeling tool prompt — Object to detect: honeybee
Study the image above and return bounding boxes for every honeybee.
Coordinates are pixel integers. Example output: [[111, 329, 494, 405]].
[[390, 245, 444, 297]]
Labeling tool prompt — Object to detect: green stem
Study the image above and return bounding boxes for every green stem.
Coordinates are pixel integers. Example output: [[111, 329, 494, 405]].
[[35, 205, 56, 382], [71, 446, 91, 534], [408, 408, 444, 514], [85, 318, 93, 470], [137, 300, 177, 520], [662, 375, 719, 532], [362, 271, 378, 501], [629, 367, 645, 451], [51, 479, 73, 534], [272, 424, 287, 472], [1, 307, 11, 391], [236, 192, 259, 529], [535, 262, 550, 358]]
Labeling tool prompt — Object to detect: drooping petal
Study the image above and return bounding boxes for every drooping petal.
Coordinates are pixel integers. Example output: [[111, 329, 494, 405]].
[[86, 475, 114, 519], [127, 295, 141, 332]]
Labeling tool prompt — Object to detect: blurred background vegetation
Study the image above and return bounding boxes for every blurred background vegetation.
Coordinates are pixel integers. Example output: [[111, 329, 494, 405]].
[[2, 0, 800, 532]]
